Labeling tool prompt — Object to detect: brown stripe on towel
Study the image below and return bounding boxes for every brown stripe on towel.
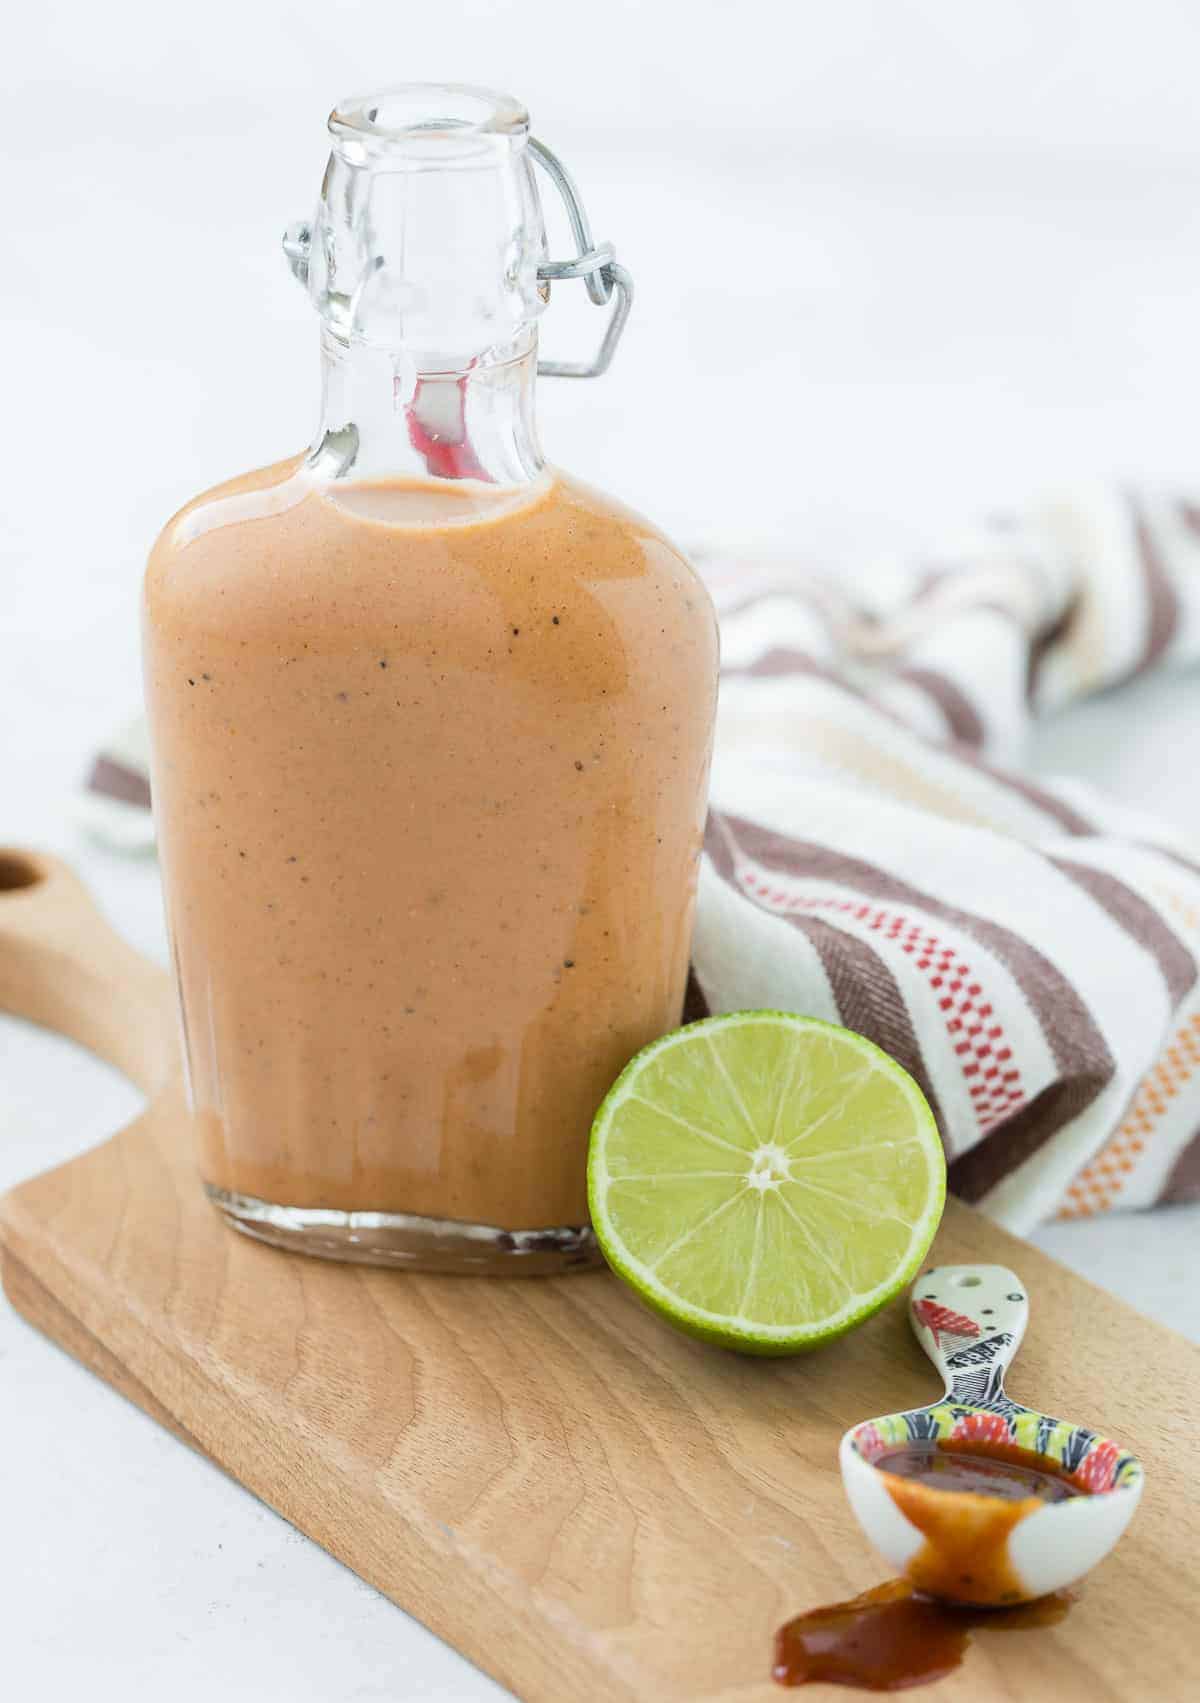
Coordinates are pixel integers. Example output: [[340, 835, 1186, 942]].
[[708, 814, 1114, 1179], [1132, 499, 1181, 674], [717, 580, 861, 631], [722, 649, 849, 684], [1156, 845, 1200, 884], [791, 911, 944, 1143], [1161, 1128, 1200, 1204], [725, 649, 1097, 836], [949, 1074, 1110, 1202], [703, 815, 944, 1139], [894, 666, 986, 748], [1026, 595, 1076, 704], [958, 758, 1095, 836], [1049, 858, 1196, 1006], [87, 754, 152, 811]]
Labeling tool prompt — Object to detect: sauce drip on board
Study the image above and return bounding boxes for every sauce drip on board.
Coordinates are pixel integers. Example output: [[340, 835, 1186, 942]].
[[773, 1579, 1072, 1691]]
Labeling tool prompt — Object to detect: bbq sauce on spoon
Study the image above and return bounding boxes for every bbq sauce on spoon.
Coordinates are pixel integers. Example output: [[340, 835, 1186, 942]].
[[874, 1440, 1086, 1504], [878, 1441, 1084, 1605], [775, 1441, 1084, 1689]]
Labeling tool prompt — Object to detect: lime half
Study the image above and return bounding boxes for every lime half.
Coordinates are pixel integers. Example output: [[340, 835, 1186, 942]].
[[587, 1011, 945, 1355]]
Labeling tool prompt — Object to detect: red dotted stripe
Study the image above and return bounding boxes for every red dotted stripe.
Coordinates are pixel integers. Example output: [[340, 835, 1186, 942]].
[[738, 875, 1027, 1134]]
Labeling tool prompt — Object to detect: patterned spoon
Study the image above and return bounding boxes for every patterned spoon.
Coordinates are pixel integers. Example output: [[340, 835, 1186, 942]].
[[839, 1263, 1144, 1604]]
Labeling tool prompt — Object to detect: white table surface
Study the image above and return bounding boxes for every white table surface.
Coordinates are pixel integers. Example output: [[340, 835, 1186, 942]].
[[5, 6, 1200, 1697]]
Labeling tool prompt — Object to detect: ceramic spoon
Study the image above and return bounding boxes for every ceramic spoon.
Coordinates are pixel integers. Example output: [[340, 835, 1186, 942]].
[[839, 1263, 1144, 1604]]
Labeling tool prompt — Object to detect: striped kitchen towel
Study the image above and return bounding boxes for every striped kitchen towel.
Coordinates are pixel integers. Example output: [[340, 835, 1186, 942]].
[[88, 484, 1200, 1231]]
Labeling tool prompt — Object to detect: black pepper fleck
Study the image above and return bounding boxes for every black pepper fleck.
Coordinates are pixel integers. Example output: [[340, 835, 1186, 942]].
[[552, 615, 560, 625], [187, 677, 196, 686], [564, 959, 575, 968]]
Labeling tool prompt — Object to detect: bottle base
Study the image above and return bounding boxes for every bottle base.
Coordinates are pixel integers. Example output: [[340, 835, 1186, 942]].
[[205, 1184, 602, 1275]]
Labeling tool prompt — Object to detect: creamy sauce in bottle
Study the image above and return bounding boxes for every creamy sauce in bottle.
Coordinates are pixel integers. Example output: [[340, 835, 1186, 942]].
[[145, 466, 716, 1238]]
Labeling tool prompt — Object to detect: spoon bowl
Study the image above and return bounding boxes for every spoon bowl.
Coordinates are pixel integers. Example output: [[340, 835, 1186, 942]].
[[840, 1263, 1144, 1604]]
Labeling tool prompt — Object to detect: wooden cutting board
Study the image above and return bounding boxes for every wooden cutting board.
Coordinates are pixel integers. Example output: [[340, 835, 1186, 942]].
[[2, 849, 1198, 1703]]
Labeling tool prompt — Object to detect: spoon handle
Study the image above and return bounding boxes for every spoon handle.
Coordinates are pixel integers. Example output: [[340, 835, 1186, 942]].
[[909, 1264, 1029, 1408]]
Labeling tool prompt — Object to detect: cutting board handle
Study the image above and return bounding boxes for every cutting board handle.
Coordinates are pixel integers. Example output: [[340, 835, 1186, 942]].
[[0, 848, 176, 1098]]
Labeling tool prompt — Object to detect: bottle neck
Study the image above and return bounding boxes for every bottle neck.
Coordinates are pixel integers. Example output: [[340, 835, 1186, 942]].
[[297, 88, 548, 492], [309, 324, 544, 489]]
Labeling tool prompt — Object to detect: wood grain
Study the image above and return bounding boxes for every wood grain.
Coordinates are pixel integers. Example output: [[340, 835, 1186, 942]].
[[2, 849, 1198, 1702]]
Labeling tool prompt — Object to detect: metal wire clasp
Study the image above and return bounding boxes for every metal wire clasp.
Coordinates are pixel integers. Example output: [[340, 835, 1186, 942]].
[[283, 135, 632, 379], [530, 139, 633, 379]]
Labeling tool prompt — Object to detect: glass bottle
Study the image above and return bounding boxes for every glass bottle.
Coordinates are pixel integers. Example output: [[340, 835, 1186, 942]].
[[142, 85, 719, 1273]]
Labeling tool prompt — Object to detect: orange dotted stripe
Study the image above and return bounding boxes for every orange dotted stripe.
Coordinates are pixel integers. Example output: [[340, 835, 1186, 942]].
[[1058, 1008, 1200, 1218], [1151, 881, 1200, 936]]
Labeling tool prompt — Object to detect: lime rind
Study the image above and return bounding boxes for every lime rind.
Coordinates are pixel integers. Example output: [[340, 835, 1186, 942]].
[[587, 1011, 946, 1356]]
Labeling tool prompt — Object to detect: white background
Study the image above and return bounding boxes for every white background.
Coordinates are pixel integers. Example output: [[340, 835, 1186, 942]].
[[3, 3, 1200, 1698]]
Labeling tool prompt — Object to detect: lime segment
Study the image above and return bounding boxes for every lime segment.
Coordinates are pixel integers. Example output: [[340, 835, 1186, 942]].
[[587, 1012, 945, 1354]]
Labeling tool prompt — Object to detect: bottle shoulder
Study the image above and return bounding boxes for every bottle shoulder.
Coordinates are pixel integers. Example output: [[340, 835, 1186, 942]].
[[549, 472, 695, 563], [144, 460, 717, 660], [541, 472, 716, 614], [151, 460, 696, 563], [150, 456, 304, 556]]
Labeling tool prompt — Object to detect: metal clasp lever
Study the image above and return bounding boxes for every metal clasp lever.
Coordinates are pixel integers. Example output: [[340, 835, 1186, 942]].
[[530, 139, 633, 379]]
